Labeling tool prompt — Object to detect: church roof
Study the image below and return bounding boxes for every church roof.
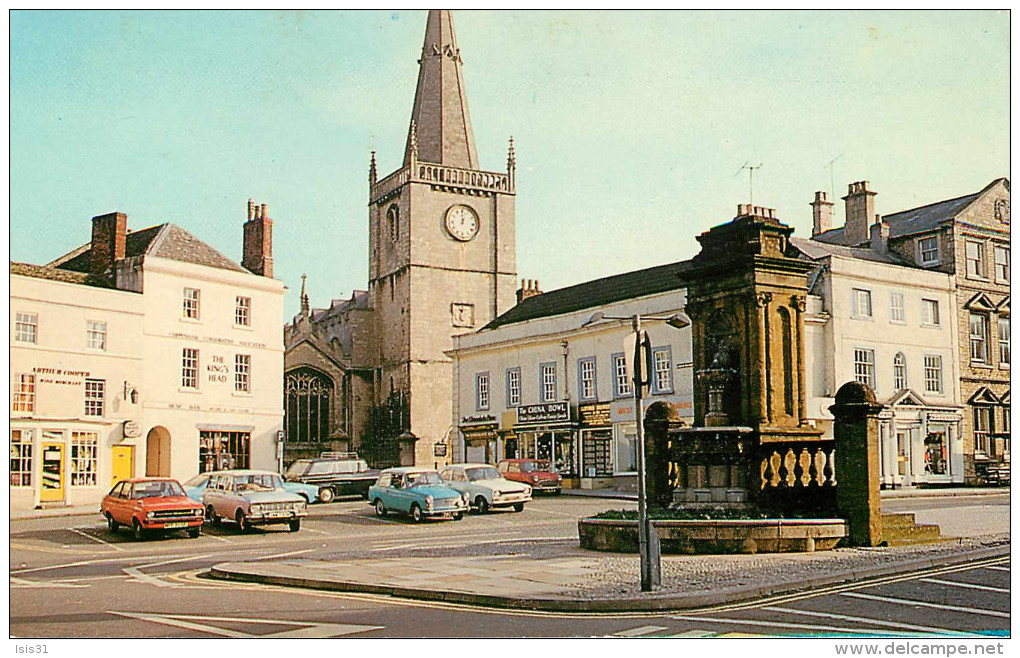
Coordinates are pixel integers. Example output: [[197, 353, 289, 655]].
[[485, 259, 692, 329], [49, 223, 247, 274], [403, 10, 478, 169]]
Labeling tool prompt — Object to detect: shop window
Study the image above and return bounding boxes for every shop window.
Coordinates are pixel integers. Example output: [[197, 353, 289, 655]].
[[505, 368, 521, 407], [890, 292, 905, 323], [917, 236, 939, 265], [12, 373, 36, 413], [10, 429, 33, 486], [651, 346, 673, 394], [923, 355, 943, 395], [998, 316, 1010, 365], [853, 348, 875, 389], [540, 363, 556, 403], [615, 424, 638, 474], [181, 348, 199, 389], [921, 299, 940, 326], [612, 353, 631, 397], [994, 246, 1010, 282], [893, 353, 907, 390], [15, 312, 37, 344], [969, 313, 990, 363], [285, 368, 333, 444], [577, 357, 596, 401], [581, 429, 613, 477], [198, 430, 250, 473], [851, 288, 873, 319], [475, 372, 490, 411], [183, 288, 201, 320], [965, 241, 986, 279], [70, 431, 98, 487], [924, 430, 948, 475], [235, 354, 251, 393], [86, 320, 107, 350], [554, 433, 576, 475], [235, 296, 251, 327], [84, 379, 105, 416]]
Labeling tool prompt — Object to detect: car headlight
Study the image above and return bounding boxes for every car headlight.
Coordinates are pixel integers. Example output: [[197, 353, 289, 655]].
[[492, 490, 502, 499], [249, 504, 262, 514], [146, 510, 155, 519], [425, 495, 434, 510], [524, 485, 532, 495], [461, 492, 470, 504], [296, 501, 307, 511]]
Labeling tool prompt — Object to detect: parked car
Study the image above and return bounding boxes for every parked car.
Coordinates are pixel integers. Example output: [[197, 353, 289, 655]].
[[184, 472, 319, 504], [201, 470, 308, 532], [101, 478, 205, 540], [368, 467, 469, 523], [497, 459, 563, 494], [284, 453, 381, 502], [439, 463, 532, 513]]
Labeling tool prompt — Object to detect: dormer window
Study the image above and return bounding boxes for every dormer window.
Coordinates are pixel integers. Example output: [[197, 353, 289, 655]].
[[917, 236, 939, 265]]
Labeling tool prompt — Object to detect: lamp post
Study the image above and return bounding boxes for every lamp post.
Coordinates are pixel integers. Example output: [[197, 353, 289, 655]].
[[582, 310, 689, 592]]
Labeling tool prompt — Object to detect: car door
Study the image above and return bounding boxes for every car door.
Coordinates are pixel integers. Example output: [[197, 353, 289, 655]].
[[107, 482, 129, 524], [387, 474, 412, 512], [206, 475, 229, 517]]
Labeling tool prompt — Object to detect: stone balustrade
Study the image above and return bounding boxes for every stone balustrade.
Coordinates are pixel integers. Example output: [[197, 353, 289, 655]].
[[371, 162, 514, 204]]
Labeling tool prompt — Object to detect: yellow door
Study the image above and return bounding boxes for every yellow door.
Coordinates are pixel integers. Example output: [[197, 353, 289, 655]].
[[40, 443, 65, 503], [111, 445, 135, 485]]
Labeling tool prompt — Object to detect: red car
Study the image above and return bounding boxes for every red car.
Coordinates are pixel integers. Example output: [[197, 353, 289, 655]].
[[497, 459, 562, 494], [101, 478, 205, 540]]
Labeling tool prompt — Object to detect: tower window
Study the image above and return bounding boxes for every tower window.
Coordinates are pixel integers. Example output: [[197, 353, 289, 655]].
[[387, 205, 400, 243]]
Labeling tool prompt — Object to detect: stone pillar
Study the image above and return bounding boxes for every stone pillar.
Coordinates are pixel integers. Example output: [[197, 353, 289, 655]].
[[644, 401, 684, 508], [830, 381, 884, 546]]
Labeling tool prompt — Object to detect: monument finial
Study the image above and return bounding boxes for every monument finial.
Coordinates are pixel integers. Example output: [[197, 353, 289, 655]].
[[369, 150, 377, 184], [300, 273, 310, 316]]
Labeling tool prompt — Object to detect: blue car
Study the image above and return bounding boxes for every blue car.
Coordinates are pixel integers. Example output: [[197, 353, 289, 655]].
[[183, 472, 319, 505], [368, 467, 469, 523]]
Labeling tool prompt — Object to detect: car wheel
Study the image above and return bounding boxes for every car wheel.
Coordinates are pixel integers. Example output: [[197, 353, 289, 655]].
[[452, 512, 463, 521], [132, 519, 144, 541], [188, 526, 201, 539], [206, 505, 220, 526], [475, 496, 490, 514], [512, 503, 525, 512], [288, 519, 301, 532], [374, 499, 387, 517], [236, 509, 251, 533], [106, 513, 119, 533], [318, 487, 335, 504], [410, 504, 424, 523]]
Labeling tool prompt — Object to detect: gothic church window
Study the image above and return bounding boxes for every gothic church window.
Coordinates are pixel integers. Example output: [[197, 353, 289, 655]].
[[285, 368, 334, 444], [387, 205, 399, 242]]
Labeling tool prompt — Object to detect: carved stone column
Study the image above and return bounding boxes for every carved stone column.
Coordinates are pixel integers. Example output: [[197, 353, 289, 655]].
[[754, 292, 772, 424], [830, 381, 884, 547], [791, 294, 808, 426]]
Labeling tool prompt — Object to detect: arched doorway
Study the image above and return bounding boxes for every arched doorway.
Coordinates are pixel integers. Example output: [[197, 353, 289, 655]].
[[145, 426, 171, 477]]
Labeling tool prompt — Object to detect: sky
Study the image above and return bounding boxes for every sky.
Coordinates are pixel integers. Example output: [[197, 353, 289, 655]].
[[9, 10, 1010, 318]]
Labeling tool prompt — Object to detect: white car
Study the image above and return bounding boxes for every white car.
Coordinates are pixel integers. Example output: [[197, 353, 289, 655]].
[[439, 463, 532, 513]]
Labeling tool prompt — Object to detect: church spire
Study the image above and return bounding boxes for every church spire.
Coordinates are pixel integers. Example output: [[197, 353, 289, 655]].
[[403, 10, 478, 169], [300, 273, 309, 316]]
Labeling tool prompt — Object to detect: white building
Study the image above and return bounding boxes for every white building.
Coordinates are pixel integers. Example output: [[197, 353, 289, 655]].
[[795, 236, 964, 485], [450, 265, 692, 490], [10, 204, 285, 510]]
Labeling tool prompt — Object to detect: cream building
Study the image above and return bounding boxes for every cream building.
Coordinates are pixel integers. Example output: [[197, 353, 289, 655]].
[[10, 203, 285, 510], [450, 265, 693, 490]]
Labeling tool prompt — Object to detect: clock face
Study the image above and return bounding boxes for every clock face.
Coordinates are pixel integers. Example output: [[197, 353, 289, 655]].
[[445, 205, 479, 241]]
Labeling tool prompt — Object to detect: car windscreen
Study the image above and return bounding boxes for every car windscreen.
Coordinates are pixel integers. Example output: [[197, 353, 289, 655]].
[[466, 467, 501, 482], [285, 461, 311, 476], [131, 481, 185, 499], [235, 474, 283, 491], [405, 472, 442, 487], [520, 461, 551, 472], [183, 474, 209, 487]]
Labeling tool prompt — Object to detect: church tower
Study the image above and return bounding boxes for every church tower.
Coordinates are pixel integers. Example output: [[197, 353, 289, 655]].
[[367, 10, 517, 466]]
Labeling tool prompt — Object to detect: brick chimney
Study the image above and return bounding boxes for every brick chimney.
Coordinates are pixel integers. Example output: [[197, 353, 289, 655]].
[[811, 191, 834, 237], [870, 215, 890, 254], [90, 212, 127, 283], [242, 198, 273, 277], [516, 279, 542, 304], [842, 181, 877, 247]]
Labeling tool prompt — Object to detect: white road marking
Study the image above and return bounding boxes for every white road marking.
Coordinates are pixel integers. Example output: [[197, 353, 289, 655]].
[[664, 630, 717, 637], [70, 528, 125, 551], [841, 592, 1011, 619], [764, 606, 980, 636], [919, 578, 1010, 594], [249, 548, 315, 561], [10, 576, 88, 589], [10, 552, 197, 575], [612, 625, 669, 637], [984, 566, 1010, 573], [372, 535, 576, 552], [669, 614, 888, 635], [124, 566, 173, 588], [109, 611, 383, 638]]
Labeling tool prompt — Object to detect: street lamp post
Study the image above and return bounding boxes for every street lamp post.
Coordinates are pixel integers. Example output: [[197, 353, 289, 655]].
[[582, 310, 689, 592]]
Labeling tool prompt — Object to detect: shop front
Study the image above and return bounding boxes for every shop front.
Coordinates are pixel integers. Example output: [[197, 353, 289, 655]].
[[578, 402, 614, 489], [877, 394, 963, 487], [458, 414, 499, 464], [509, 402, 579, 487]]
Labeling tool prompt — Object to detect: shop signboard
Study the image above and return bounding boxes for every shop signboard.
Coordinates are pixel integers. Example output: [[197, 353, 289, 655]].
[[517, 402, 569, 425], [579, 402, 612, 428]]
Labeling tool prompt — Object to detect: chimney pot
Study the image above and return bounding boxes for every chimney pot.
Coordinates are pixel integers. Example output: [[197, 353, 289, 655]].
[[842, 180, 877, 246], [242, 199, 274, 278]]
